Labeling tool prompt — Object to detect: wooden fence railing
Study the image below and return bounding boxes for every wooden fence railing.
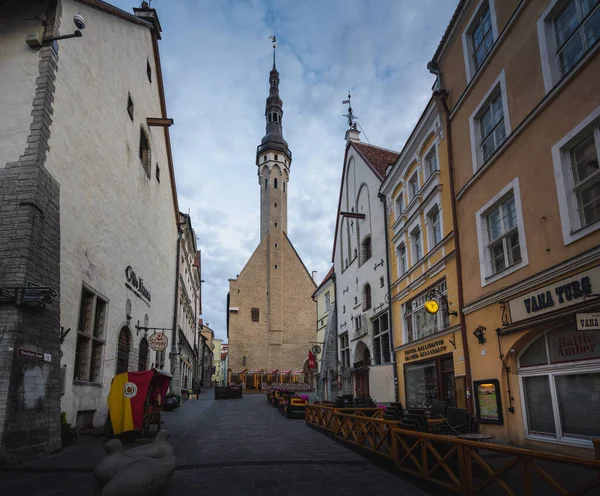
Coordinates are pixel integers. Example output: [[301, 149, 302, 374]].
[[306, 405, 600, 496]]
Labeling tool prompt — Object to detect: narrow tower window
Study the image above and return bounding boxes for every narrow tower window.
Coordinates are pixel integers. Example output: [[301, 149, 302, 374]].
[[274, 178, 278, 189], [146, 59, 152, 82], [265, 178, 268, 189], [139, 127, 151, 178], [127, 93, 134, 121]]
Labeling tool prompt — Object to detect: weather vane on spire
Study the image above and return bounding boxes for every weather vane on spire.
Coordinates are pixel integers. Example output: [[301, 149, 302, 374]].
[[343, 91, 357, 129], [269, 35, 277, 66]]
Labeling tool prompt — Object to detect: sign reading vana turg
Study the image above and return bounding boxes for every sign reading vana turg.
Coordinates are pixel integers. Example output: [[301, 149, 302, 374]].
[[125, 266, 151, 304], [577, 313, 600, 331], [508, 266, 600, 323]]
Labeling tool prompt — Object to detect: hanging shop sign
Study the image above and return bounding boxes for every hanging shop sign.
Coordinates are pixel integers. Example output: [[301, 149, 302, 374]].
[[148, 332, 168, 351], [125, 266, 151, 304], [576, 312, 600, 331], [403, 339, 447, 362], [508, 266, 600, 323], [473, 379, 503, 425]]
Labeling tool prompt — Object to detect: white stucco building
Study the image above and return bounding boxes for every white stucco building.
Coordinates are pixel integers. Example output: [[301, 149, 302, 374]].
[[333, 125, 399, 403], [0, 0, 181, 434]]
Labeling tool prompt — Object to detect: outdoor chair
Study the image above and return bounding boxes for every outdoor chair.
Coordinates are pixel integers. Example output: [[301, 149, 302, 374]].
[[435, 407, 470, 435], [404, 413, 427, 432], [429, 401, 447, 418], [398, 418, 421, 431]]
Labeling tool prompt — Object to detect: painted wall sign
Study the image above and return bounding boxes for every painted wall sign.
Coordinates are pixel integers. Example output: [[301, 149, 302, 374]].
[[508, 266, 600, 323], [18, 349, 51, 362], [148, 332, 168, 351], [548, 328, 599, 363], [404, 339, 447, 362], [125, 266, 152, 304], [577, 313, 600, 331]]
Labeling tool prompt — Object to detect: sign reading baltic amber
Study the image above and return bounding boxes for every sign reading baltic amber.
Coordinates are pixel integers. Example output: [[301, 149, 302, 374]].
[[508, 266, 600, 323], [404, 339, 447, 362]]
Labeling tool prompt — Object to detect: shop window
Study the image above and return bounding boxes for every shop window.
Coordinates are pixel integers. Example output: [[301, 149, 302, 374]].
[[405, 360, 438, 409], [403, 280, 449, 343], [372, 313, 391, 365], [519, 324, 600, 446], [74, 287, 107, 383]]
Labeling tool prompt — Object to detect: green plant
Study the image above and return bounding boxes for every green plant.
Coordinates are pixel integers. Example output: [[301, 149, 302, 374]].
[[60, 412, 79, 447]]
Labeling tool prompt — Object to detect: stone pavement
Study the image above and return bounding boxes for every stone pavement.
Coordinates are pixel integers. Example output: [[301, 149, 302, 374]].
[[164, 394, 431, 496], [0, 391, 434, 495]]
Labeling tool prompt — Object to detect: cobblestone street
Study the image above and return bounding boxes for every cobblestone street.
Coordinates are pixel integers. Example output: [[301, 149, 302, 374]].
[[164, 394, 430, 496]]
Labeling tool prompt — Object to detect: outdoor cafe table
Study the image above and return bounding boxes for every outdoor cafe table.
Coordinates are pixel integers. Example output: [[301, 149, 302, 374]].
[[456, 433, 494, 441]]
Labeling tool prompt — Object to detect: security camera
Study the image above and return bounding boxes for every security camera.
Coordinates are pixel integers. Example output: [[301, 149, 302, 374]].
[[73, 14, 86, 30]]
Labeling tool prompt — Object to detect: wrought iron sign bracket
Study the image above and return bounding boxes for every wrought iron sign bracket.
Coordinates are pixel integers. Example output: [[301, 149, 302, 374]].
[[499, 301, 511, 326], [448, 331, 456, 349], [60, 326, 71, 344], [426, 289, 458, 317], [496, 328, 515, 413], [135, 321, 172, 336]]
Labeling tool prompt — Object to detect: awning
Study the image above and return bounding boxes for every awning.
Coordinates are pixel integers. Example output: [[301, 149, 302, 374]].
[[254, 369, 264, 373], [279, 370, 291, 374], [292, 370, 304, 374], [267, 370, 278, 373]]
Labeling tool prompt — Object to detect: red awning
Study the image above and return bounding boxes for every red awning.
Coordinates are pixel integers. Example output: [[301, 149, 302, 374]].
[[279, 370, 291, 374], [267, 370, 278, 374], [292, 370, 304, 374]]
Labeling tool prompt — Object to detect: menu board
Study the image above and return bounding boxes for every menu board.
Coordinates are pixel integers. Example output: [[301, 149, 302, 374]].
[[474, 379, 503, 425]]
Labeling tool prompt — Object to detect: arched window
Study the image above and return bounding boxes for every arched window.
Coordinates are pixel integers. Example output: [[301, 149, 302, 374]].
[[265, 178, 268, 189], [363, 283, 372, 311], [361, 235, 372, 264], [138, 337, 149, 371], [274, 178, 278, 189], [283, 182, 286, 192], [139, 127, 151, 178], [116, 327, 131, 374]]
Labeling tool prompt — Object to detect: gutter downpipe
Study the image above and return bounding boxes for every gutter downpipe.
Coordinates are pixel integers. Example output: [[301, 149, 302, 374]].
[[429, 62, 474, 413], [171, 221, 185, 393], [378, 192, 399, 402]]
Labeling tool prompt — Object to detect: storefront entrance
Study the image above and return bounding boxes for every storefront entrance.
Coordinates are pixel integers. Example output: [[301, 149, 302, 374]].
[[354, 369, 370, 397], [404, 353, 455, 409]]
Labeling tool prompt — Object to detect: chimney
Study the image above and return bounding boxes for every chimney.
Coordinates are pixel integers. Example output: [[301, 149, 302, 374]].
[[345, 124, 361, 144], [312, 271, 318, 283], [133, 2, 162, 39]]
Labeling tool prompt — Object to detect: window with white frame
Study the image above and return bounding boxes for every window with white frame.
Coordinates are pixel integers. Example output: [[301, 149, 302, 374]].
[[408, 173, 419, 201], [552, 107, 600, 244], [462, 0, 498, 80], [395, 193, 404, 219], [519, 323, 600, 446], [325, 291, 331, 312], [470, 72, 510, 172], [74, 286, 107, 383], [411, 227, 422, 263], [397, 243, 407, 277], [428, 206, 442, 247], [340, 333, 350, 367], [403, 280, 449, 343], [538, 0, 600, 92], [372, 313, 391, 365], [424, 147, 438, 179], [476, 178, 528, 285]]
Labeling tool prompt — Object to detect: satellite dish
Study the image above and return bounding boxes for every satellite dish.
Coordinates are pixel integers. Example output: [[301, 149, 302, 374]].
[[312, 345, 321, 355]]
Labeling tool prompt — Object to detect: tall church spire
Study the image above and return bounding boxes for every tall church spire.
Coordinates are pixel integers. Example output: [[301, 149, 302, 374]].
[[256, 36, 291, 165]]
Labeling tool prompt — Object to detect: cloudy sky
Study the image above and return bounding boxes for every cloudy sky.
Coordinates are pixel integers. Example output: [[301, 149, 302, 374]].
[[112, 0, 459, 342]]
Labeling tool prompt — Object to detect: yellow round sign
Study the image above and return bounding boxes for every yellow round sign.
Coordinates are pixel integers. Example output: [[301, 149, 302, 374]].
[[424, 299, 440, 315]]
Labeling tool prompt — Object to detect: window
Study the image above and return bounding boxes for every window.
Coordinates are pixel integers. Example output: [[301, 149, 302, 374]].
[[424, 147, 438, 179], [264, 155, 267, 163], [397, 244, 407, 277], [428, 206, 442, 247], [557, 0, 600, 75], [411, 227, 422, 263], [325, 291, 330, 311], [265, 178, 268, 189], [274, 264, 278, 269], [395, 193, 404, 219], [408, 173, 419, 201], [519, 324, 600, 446], [127, 93, 134, 121], [74, 287, 107, 383], [274, 154, 279, 161], [372, 313, 391, 365], [380, 276, 384, 288], [340, 333, 350, 367], [251, 308, 259, 322], [403, 280, 449, 343], [343, 305, 346, 313], [362, 283, 371, 311], [283, 182, 286, 192], [155, 163, 160, 182], [146, 59, 152, 82], [274, 222, 277, 227], [469, 71, 510, 172], [274, 203, 277, 207], [360, 235, 372, 264], [462, 0, 498, 81], [139, 127, 151, 178], [476, 178, 528, 285], [138, 337, 149, 371], [274, 178, 278, 189], [485, 194, 521, 275], [553, 109, 600, 244], [274, 242, 278, 248]]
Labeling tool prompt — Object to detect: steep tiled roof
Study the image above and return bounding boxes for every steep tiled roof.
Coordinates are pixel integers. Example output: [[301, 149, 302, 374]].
[[353, 142, 400, 180], [312, 266, 334, 298], [429, 0, 467, 66]]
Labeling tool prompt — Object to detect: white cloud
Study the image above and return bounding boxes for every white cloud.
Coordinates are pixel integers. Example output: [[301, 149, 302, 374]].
[[111, 0, 459, 342]]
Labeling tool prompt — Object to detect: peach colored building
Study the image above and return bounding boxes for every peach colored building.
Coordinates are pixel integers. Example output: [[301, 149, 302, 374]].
[[429, 0, 600, 457]]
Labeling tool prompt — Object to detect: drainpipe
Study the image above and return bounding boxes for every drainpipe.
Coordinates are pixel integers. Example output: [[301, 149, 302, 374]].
[[429, 62, 474, 413], [332, 272, 340, 398], [171, 221, 185, 392], [378, 192, 399, 402]]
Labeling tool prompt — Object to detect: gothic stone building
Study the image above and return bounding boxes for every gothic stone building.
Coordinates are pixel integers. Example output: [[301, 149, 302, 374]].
[[227, 48, 316, 388]]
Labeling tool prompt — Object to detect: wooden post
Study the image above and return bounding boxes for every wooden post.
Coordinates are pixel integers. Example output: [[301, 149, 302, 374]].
[[593, 438, 600, 460]]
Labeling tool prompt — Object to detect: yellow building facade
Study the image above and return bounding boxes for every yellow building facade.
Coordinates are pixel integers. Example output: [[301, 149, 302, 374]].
[[381, 99, 467, 411], [430, 0, 600, 457]]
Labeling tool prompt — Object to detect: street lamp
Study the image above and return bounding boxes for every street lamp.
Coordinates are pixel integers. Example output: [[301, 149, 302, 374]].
[[170, 341, 183, 359]]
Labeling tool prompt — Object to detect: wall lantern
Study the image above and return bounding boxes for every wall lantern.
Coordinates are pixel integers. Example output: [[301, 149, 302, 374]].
[[424, 289, 458, 317], [169, 341, 183, 359], [473, 325, 487, 345]]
